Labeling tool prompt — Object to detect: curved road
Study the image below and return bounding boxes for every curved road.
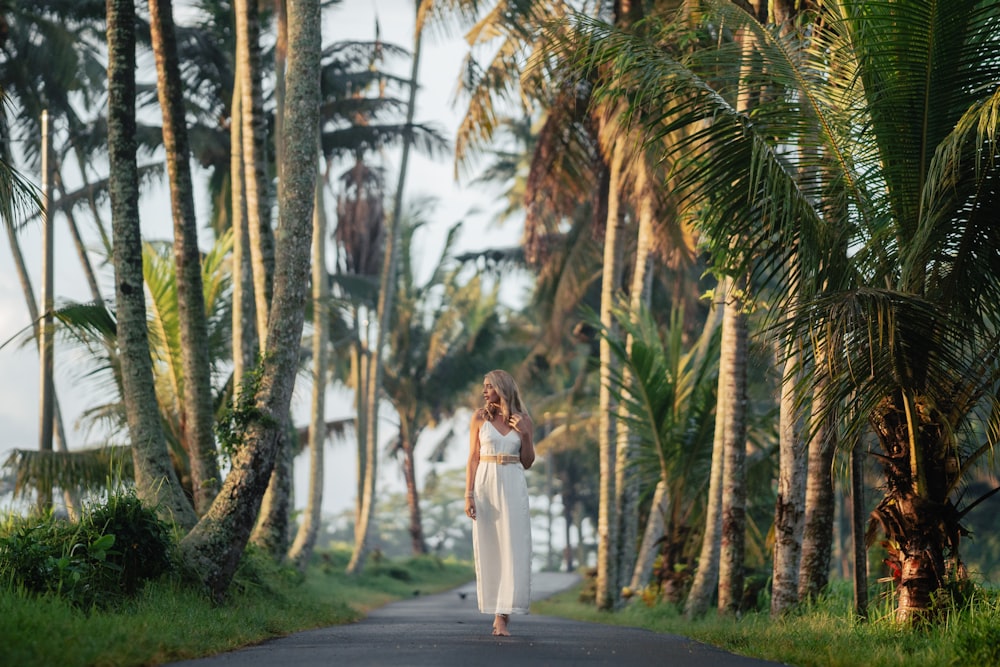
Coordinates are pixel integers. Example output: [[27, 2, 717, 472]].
[[169, 573, 787, 667]]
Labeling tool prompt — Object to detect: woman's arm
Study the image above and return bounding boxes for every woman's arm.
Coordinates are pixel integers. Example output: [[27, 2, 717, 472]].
[[465, 410, 484, 519]]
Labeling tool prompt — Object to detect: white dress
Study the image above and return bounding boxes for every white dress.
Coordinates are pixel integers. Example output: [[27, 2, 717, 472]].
[[472, 420, 532, 615]]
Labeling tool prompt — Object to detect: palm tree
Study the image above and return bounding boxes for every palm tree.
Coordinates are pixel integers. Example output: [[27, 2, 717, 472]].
[[567, 0, 1000, 622], [106, 0, 197, 530], [234, 0, 274, 342], [429, 0, 643, 608], [382, 208, 516, 555], [148, 0, 221, 515], [287, 171, 329, 571], [344, 0, 454, 574], [178, 0, 321, 599], [3, 232, 234, 503], [603, 304, 721, 601]]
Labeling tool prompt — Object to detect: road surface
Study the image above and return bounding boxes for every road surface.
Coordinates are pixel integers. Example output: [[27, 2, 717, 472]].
[[168, 572, 788, 666]]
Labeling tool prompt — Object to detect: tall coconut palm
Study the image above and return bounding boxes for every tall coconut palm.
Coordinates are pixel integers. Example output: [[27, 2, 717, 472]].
[[347, 0, 432, 574], [178, 0, 320, 599], [106, 0, 197, 530], [566, 0, 1000, 622], [430, 0, 642, 608], [234, 0, 274, 341], [148, 0, 221, 515], [287, 169, 328, 571]]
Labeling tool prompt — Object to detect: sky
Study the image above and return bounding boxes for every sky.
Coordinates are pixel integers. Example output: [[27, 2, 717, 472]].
[[0, 0, 525, 517]]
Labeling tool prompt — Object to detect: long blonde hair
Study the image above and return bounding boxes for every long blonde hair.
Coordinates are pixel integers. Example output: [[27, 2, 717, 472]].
[[483, 369, 528, 423]]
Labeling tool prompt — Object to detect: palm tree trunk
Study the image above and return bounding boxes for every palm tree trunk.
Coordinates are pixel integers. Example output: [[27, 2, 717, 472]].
[[106, 0, 196, 530], [351, 339, 368, 536], [178, 0, 320, 599], [595, 143, 626, 610], [53, 174, 101, 301], [231, 74, 258, 388], [771, 342, 806, 615], [850, 441, 868, 620], [288, 174, 329, 571], [251, 428, 294, 559], [348, 0, 425, 574], [273, 0, 287, 183], [37, 108, 54, 514], [798, 361, 837, 601], [5, 206, 79, 518], [630, 478, 669, 591], [235, 0, 274, 341], [717, 274, 748, 614], [148, 0, 221, 514], [614, 159, 655, 602], [243, 0, 294, 553], [769, 0, 810, 617], [684, 287, 728, 618], [400, 420, 427, 555]]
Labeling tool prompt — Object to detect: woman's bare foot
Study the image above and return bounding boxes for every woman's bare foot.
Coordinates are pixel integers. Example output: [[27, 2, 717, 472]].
[[492, 614, 510, 636]]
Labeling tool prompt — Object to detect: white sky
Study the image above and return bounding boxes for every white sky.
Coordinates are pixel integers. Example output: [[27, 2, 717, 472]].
[[0, 0, 526, 516]]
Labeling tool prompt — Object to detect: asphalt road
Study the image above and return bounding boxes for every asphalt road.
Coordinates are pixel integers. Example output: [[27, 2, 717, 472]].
[[168, 573, 788, 667]]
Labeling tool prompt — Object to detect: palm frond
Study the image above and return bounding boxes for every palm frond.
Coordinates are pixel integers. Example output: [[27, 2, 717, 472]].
[[599, 303, 721, 487], [3, 446, 133, 497]]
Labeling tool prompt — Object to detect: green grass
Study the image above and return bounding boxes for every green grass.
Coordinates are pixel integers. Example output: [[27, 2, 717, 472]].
[[533, 582, 1000, 667], [0, 548, 474, 667], [8, 541, 999, 667]]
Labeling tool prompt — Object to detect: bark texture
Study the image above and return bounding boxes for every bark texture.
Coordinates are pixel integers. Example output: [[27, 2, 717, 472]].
[[399, 421, 427, 555], [250, 428, 294, 558], [149, 0, 220, 514], [798, 367, 837, 602], [234, 0, 274, 340], [683, 282, 728, 619], [230, 74, 258, 388], [717, 275, 748, 614], [37, 109, 54, 513], [771, 346, 806, 615], [613, 159, 654, 603], [107, 0, 196, 530], [630, 478, 669, 592], [595, 144, 626, 610], [869, 395, 962, 624], [178, 0, 320, 598]]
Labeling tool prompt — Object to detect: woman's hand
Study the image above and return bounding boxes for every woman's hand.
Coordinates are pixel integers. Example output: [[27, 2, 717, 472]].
[[508, 413, 525, 433], [465, 496, 476, 520]]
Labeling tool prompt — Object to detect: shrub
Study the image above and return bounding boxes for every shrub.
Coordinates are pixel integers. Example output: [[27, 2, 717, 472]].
[[84, 492, 173, 596], [0, 491, 173, 609]]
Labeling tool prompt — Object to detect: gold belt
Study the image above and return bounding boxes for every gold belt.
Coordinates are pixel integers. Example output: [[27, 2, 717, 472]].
[[480, 454, 521, 465]]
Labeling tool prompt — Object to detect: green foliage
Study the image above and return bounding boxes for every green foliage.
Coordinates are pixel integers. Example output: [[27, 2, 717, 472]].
[[951, 598, 1000, 667], [215, 362, 275, 460], [1, 446, 134, 497], [537, 580, 1000, 667], [0, 547, 473, 667], [0, 491, 173, 609], [85, 492, 173, 596]]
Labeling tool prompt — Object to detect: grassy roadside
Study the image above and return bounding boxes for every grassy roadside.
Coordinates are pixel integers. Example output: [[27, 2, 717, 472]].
[[1, 548, 474, 667], [533, 581, 1000, 667]]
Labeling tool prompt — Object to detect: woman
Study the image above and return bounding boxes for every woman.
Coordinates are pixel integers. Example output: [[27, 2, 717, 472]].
[[465, 369, 535, 637]]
